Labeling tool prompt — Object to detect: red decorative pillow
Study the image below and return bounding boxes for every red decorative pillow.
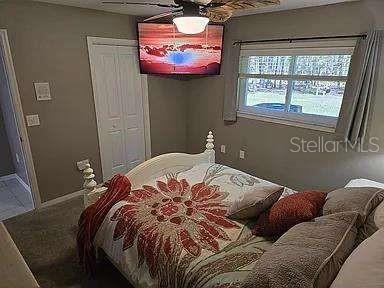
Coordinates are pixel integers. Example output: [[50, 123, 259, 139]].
[[252, 191, 326, 237]]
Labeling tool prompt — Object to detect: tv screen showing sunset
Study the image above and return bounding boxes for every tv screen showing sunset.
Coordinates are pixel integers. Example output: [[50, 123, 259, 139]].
[[138, 23, 224, 75]]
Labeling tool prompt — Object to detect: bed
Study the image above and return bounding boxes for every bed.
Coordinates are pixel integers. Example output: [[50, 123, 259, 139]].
[[79, 132, 384, 288], [81, 132, 294, 288]]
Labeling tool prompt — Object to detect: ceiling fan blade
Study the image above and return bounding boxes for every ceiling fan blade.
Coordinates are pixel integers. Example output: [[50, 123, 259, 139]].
[[205, 0, 280, 22], [102, 1, 181, 8], [143, 10, 183, 22]]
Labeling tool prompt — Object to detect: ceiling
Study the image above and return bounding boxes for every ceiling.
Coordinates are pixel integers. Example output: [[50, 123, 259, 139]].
[[33, 0, 358, 17]]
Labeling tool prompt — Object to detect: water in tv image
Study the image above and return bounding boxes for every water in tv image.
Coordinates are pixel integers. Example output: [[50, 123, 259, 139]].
[[138, 23, 223, 75]]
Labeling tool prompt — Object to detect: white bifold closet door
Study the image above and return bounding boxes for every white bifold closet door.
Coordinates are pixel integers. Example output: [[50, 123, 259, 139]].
[[90, 44, 146, 181]]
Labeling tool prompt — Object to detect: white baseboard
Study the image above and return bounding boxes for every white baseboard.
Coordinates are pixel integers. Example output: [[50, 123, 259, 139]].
[[14, 174, 31, 193], [0, 174, 18, 182], [0, 173, 30, 191], [0, 173, 31, 192], [40, 189, 85, 209]]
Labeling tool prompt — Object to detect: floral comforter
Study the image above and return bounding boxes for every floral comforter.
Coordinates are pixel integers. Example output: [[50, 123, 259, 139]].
[[94, 164, 293, 288]]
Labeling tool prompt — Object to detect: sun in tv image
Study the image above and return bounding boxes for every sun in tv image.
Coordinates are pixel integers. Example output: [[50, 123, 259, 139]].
[[138, 23, 224, 75]]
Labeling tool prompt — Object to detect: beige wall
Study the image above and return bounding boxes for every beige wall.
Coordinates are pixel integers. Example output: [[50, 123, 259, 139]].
[[186, 0, 384, 191], [2, 0, 384, 202], [148, 75, 187, 156], [0, 1, 187, 202]]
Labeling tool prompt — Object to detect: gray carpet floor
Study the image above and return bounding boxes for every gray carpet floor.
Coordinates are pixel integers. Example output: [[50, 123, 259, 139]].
[[4, 196, 132, 288]]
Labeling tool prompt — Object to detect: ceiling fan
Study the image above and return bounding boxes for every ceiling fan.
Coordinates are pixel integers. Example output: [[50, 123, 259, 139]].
[[102, 0, 280, 34]]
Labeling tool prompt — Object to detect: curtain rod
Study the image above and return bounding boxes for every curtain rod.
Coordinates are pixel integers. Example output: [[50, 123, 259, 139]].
[[233, 34, 367, 45]]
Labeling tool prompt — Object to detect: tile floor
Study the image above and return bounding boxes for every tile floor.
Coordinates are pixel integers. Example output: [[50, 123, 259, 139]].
[[0, 178, 34, 221]]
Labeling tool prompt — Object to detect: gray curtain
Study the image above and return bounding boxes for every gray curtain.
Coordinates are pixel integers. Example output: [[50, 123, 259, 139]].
[[336, 30, 383, 144], [223, 43, 240, 122]]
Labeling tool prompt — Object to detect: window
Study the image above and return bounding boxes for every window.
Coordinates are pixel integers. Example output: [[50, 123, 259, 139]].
[[237, 40, 356, 130]]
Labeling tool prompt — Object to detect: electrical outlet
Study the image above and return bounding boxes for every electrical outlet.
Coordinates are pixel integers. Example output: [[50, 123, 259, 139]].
[[26, 114, 40, 127], [77, 159, 90, 171], [239, 150, 245, 159], [220, 145, 226, 153], [34, 82, 52, 101]]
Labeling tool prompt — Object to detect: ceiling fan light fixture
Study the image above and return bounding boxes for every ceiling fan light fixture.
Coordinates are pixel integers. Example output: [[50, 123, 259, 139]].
[[173, 16, 209, 34]]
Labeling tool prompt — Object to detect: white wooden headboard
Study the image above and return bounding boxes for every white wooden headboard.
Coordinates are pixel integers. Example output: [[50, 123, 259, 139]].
[[82, 131, 215, 207]]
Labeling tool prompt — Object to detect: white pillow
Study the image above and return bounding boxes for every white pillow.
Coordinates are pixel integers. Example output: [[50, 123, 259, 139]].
[[177, 163, 284, 219], [345, 178, 384, 189]]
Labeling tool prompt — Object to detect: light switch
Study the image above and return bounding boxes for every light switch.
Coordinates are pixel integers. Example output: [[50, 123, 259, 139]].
[[26, 114, 40, 127], [34, 82, 52, 101], [220, 145, 226, 153]]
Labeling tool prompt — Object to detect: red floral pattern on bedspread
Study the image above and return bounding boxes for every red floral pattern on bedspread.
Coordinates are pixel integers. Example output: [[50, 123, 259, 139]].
[[111, 177, 240, 277], [105, 165, 275, 288]]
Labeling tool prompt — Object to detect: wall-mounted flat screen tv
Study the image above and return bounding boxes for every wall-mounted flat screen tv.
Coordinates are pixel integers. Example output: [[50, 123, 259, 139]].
[[138, 23, 224, 75]]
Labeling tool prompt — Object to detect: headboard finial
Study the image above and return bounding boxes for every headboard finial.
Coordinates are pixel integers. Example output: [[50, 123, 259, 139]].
[[206, 131, 214, 150], [82, 163, 97, 191]]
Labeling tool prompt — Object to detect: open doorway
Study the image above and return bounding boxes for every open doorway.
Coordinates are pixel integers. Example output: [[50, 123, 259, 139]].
[[0, 29, 40, 220]]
